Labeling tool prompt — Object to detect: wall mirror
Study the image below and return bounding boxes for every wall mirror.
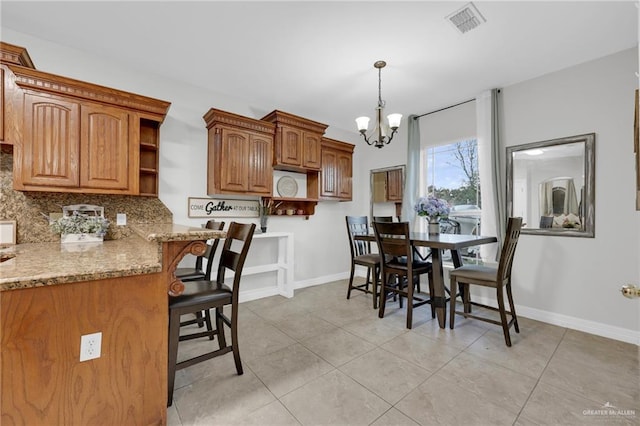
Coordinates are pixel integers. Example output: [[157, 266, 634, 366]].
[[506, 133, 595, 237], [370, 165, 405, 221]]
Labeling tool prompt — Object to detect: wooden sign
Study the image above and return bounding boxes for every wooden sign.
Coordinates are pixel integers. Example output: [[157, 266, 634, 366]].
[[188, 198, 260, 218]]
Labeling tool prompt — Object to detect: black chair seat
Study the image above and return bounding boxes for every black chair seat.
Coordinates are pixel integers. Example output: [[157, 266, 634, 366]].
[[393, 257, 432, 272], [169, 284, 232, 309], [353, 253, 380, 265]]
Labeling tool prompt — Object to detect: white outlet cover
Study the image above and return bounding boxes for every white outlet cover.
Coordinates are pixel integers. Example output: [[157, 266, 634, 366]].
[[80, 332, 102, 362], [116, 213, 127, 226]]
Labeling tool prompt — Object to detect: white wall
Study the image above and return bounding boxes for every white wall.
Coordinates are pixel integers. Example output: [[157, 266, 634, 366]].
[[3, 30, 638, 343], [500, 48, 639, 343], [420, 100, 476, 147]]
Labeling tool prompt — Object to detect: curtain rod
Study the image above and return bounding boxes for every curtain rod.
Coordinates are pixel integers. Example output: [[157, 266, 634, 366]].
[[413, 98, 475, 119]]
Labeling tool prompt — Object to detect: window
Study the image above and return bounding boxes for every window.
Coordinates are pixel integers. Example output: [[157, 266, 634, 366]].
[[424, 138, 482, 263]]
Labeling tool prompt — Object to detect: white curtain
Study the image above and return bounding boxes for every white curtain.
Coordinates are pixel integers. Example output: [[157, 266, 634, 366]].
[[402, 115, 422, 231], [476, 89, 504, 262]]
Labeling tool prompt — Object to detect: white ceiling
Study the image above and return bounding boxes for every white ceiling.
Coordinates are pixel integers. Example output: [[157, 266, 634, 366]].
[[1, 1, 638, 133]]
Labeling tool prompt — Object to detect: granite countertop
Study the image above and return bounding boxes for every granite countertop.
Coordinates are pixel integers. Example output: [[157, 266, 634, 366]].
[[0, 223, 226, 292], [131, 223, 226, 242]]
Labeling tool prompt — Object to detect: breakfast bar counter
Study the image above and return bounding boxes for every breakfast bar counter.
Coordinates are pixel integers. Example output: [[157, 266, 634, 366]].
[[0, 223, 225, 426], [0, 223, 225, 291]]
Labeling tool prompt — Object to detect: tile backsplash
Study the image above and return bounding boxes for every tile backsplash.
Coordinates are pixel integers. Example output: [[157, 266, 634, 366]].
[[1, 151, 172, 243]]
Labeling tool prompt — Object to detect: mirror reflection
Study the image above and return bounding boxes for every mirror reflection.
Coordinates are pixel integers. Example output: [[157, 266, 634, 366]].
[[506, 134, 595, 237], [370, 165, 405, 221]]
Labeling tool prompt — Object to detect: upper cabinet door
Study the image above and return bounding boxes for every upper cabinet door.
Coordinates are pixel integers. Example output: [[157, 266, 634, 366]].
[[387, 168, 403, 201], [219, 128, 250, 193], [248, 133, 273, 194], [21, 92, 80, 188], [302, 131, 322, 170], [337, 151, 352, 199], [320, 148, 338, 198], [280, 127, 302, 167], [80, 103, 131, 191], [320, 138, 354, 201]]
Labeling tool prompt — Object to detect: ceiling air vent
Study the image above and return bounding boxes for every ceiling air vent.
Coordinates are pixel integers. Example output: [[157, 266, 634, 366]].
[[446, 2, 486, 34]]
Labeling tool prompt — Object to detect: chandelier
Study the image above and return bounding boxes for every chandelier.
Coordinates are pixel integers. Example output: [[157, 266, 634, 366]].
[[355, 60, 402, 149]]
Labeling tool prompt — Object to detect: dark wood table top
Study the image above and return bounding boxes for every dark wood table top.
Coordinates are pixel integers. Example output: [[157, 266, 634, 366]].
[[355, 232, 497, 250]]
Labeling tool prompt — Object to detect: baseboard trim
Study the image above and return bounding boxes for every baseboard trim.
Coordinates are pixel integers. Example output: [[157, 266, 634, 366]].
[[294, 272, 350, 290], [470, 294, 640, 345]]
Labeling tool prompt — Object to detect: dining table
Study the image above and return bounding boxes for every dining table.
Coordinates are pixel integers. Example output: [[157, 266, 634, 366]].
[[356, 232, 498, 328]]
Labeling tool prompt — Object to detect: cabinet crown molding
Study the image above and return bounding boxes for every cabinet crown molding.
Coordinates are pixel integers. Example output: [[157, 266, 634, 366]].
[[204, 108, 275, 134], [7, 64, 171, 118], [261, 110, 328, 134], [322, 137, 355, 153], [0, 42, 35, 68]]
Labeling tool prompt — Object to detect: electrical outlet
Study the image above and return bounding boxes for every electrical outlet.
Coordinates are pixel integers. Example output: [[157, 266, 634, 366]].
[[80, 332, 102, 362], [116, 213, 127, 226]]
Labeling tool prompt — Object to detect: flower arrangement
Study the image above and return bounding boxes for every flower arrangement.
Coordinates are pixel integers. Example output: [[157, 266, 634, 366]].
[[414, 195, 450, 221], [49, 211, 110, 236]]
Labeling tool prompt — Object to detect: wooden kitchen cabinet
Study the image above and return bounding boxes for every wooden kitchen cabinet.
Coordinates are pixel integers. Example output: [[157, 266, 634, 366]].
[[1, 41, 170, 196], [320, 137, 354, 201], [261, 110, 328, 172], [20, 93, 133, 192], [387, 168, 403, 201], [204, 108, 275, 196], [0, 42, 35, 146], [372, 167, 404, 202]]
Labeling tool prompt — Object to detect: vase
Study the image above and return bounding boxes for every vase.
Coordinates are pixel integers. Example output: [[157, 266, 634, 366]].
[[260, 215, 268, 233], [428, 218, 440, 235]]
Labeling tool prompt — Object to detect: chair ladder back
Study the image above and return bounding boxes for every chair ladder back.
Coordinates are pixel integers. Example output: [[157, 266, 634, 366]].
[[216, 222, 256, 297], [346, 216, 372, 257], [497, 217, 523, 281], [203, 220, 225, 280], [373, 221, 412, 260]]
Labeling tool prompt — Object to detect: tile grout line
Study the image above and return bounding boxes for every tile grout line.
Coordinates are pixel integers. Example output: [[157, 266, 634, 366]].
[[511, 326, 568, 424]]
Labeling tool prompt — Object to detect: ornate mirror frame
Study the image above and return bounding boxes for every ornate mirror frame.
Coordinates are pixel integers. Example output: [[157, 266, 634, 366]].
[[506, 133, 595, 237]]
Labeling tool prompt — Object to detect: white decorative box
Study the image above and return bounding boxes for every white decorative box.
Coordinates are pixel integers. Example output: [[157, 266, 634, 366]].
[[60, 233, 104, 244]]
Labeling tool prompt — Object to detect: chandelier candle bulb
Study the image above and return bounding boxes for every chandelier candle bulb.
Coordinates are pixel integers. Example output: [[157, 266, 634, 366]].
[[355, 116, 370, 131]]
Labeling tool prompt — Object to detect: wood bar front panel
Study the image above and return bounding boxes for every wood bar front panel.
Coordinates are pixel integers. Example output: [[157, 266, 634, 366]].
[[0, 273, 167, 426]]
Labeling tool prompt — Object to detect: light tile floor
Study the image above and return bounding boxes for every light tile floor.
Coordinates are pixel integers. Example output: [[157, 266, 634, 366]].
[[168, 279, 639, 426]]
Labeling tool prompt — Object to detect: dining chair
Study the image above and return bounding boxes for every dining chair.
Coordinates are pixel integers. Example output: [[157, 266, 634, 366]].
[[439, 218, 461, 234], [167, 221, 256, 406], [373, 221, 434, 329], [539, 215, 553, 228], [345, 216, 381, 309], [449, 217, 523, 346]]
